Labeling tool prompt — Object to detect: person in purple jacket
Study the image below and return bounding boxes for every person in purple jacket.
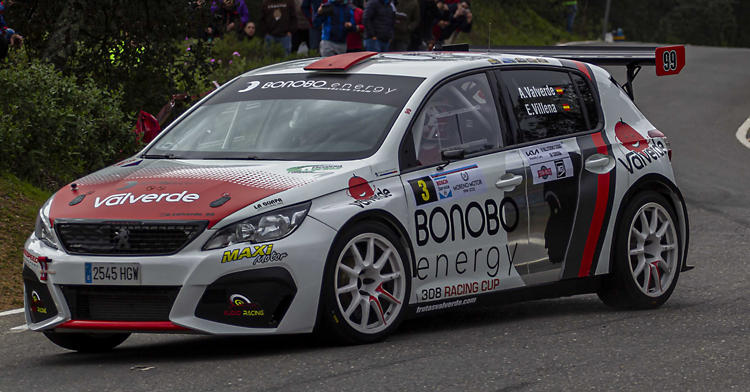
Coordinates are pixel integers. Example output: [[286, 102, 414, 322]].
[[210, 0, 251, 34]]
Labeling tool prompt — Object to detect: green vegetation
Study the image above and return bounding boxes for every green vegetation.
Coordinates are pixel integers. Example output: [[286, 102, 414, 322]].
[[0, 59, 138, 189], [0, 174, 51, 310], [466, 1, 582, 47]]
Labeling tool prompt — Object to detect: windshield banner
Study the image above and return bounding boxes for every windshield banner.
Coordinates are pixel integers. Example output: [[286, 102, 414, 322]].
[[207, 74, 425, 108]]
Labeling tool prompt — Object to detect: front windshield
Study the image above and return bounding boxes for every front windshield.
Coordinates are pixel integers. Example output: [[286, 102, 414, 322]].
[[147, 73, 425, 160]]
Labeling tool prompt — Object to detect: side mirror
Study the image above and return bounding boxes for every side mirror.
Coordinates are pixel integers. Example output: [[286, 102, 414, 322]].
[[438, 148, 465, 170], [441, 148, 465, 161]]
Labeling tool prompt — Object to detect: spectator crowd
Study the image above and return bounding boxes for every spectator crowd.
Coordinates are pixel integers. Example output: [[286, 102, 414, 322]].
[[194, 0, 473, 57]]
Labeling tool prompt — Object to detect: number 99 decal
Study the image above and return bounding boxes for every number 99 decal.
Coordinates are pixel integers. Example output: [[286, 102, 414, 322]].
[[655, 45, 685, 76], [663, 50, 677, 72]]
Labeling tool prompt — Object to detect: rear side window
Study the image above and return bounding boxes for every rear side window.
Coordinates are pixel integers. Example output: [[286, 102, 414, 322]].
[[572, 74, 599, 127], [501, 70, 586, 143]]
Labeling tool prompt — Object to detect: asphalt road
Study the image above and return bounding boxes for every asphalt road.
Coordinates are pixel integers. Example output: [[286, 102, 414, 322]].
[[2, 45, 750, 392]]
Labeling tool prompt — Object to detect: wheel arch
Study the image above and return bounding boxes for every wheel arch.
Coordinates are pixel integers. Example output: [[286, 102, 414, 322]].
[[608, 174, 691, 274], [313, 209, 417, 331], [331, 210, 417, 278]]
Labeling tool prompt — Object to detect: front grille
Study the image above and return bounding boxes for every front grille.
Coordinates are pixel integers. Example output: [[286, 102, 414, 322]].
[[61, 285, 181, 321], [56, 220, 207, 255]]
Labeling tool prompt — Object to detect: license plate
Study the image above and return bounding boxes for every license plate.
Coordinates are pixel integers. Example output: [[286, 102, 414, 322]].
[[84, 263, 141, 285]]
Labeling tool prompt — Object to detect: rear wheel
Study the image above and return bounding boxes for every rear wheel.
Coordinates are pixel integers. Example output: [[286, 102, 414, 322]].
[[598, 191, 681, 310], [43, 331, 130, 352], [319, 221, 411, 345]]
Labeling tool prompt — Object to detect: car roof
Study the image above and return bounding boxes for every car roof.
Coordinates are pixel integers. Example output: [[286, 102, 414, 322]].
[[242, 52, 568, 80]]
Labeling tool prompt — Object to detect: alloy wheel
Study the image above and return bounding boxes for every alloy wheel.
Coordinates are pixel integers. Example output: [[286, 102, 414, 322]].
[[334, 233, 406, 334]]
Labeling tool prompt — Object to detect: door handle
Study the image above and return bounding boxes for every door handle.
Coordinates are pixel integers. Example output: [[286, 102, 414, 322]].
[[495, 173, 523, 191], [585, 153, 612, 171]]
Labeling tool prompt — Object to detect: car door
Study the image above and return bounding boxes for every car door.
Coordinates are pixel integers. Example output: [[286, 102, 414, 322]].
[[399, 72, 532, 306], [495, 67, 613, 286]]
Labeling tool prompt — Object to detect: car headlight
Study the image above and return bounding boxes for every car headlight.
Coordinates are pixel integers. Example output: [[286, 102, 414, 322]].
[[203, 201, 311, 250], [34, 196, 58, 249]]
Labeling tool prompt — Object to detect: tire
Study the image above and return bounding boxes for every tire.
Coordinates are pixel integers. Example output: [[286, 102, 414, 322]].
[[319, 221, 411, 345], [598, 191, 681, 310], [43, 331, 130, 352]]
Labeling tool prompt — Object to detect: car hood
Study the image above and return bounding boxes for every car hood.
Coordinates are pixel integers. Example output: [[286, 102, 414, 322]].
[[49, 158, 371, 228]]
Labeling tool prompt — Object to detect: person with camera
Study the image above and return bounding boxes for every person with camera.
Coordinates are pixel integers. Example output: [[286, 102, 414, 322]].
[[434, 0, 471, 46], [363, 0, 395, 53], [314, 0, 356, 57]]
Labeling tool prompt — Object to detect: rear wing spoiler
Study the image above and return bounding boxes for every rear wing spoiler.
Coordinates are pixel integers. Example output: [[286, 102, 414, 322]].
[[478, 45, 686, 100]]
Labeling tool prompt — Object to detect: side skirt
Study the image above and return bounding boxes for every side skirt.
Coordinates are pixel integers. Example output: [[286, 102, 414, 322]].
[[406, 276, 605, 318]]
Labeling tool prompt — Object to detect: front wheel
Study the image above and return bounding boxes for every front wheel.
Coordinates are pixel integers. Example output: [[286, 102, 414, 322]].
[[598, 191, 681, 310], [43, 331, 130, 352], [319, 221, 411, 345]]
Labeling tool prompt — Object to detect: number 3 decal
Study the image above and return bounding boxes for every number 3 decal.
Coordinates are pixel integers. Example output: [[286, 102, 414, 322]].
[[417, 180, 430, 201]]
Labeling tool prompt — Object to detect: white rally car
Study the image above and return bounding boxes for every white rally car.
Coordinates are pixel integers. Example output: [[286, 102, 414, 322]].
[[23, 47, 691, 351]]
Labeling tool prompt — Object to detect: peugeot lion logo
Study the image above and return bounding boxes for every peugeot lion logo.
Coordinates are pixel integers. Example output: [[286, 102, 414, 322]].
[[114, 229, 130, 250]]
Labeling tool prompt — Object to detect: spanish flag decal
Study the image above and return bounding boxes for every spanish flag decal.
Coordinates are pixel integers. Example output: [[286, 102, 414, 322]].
[[562, 104, 571, 111], [555, 87, 564, 94]]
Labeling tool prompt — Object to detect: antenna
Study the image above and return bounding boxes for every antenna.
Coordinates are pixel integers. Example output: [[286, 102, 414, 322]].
[[487, 23, 491, 52]]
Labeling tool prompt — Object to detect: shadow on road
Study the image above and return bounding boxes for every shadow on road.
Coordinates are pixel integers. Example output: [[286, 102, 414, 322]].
[[36, 294, 694, 366]]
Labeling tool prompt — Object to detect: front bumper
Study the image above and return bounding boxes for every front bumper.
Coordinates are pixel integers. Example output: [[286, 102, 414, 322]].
[[23, 216, 336, 335]]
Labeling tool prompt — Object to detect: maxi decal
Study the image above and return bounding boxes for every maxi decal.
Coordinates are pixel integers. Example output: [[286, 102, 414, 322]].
[[614, 121, 667, 174], [407, 164, 487, 207], [222, 244, 288, 265], [522, 141, 574, 185]]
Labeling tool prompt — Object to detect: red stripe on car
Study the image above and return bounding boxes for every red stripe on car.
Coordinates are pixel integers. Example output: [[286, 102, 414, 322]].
[[578, 132, 610, 277]]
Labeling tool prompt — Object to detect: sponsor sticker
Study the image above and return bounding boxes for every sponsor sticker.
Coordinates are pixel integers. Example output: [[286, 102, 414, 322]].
[[222, 244, 288, 265], [531, 158, 574, 184], [223, 294, 264, 317], [114, 159, 142, 167], [521, 141, 570, 164], [94, 191, 199, 208], [29, 291, 47, 314], [374, 169, 398, 177], [487, 58, 501, 65], [407, 164, 486, 206], [286, 164, 342, 174], [501, 58, 517, 64], [253, 198, 283, 211], [415, 297, 477, 314]]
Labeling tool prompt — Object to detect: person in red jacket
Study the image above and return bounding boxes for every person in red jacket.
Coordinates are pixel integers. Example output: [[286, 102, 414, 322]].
[[347, 0, 364, 52]]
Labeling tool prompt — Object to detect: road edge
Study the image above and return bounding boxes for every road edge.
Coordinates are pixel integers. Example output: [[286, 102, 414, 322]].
[[0, 308, 24, 317]]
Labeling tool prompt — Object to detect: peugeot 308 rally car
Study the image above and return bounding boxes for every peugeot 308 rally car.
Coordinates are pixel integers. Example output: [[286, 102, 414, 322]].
[[23, 47, 691, 351]]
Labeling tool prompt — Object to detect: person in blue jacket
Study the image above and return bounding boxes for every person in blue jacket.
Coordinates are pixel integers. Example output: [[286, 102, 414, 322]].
[[301, 0, 324, 51], [0, 0, 22, 61], [314, 0, 356, 56]]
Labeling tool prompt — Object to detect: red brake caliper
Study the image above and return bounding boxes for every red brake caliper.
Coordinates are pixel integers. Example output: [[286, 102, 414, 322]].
[[650, 260, 663, 291], [370, 283, 401, 325]]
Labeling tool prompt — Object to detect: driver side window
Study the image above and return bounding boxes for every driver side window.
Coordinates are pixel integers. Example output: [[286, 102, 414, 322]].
[[411, 73, 503, 167]]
